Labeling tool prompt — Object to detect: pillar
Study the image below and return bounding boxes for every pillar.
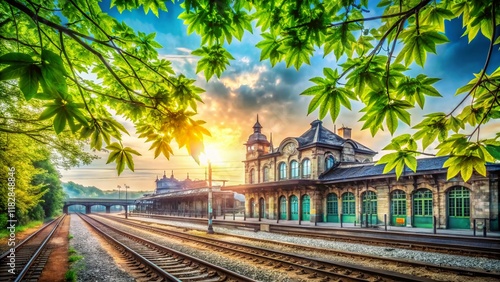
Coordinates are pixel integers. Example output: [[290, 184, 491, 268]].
[[85, 205, 91, 214], [311, 190, 323, 223], [63, 205, 68, 214], [106, 206, 111, 213]]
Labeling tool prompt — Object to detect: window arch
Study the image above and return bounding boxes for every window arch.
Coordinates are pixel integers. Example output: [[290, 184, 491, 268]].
[[279, 162, 287, 180], [327, 193, 338, 215], [448, 186, 470, 217], [413, 189, 433, 216], [391, 190, 406, 216], [362, 191, 377, 214], [249, 168, 255, 184], [342, 192, 355, 215], [262, 166, 269, 182], [290, 160, 299, 179], [302, 159, 311, 178], [325, 155, 335, 170]]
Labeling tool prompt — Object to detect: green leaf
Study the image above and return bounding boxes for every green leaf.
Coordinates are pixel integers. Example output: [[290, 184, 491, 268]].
[[19, 64, 41, 100], [0, 64, 26, 81], [485, 145, 500, 160], [41, 49, 67, 76], [0, 52, 34, 64], [53, 111, 67, 134], [386, 109, 398, 135]]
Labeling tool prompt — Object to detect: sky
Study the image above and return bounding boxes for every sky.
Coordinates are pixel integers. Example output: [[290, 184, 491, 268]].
[[59, 1, 500, 192]]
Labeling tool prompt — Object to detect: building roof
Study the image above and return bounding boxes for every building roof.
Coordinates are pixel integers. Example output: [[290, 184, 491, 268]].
[[245, 115, 270, 146], [295, 120, 375, 154], [140, 186, 232, 200], [320, 156, 500, 183]]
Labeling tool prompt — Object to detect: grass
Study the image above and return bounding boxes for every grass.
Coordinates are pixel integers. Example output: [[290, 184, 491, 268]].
[[66, 246, 83, 281], [68, 246, 77, 255], [68, 234, 74, 240], [0, 220, 43, 239], [68, 254, 83, 263], [65, 269, 77, 282]]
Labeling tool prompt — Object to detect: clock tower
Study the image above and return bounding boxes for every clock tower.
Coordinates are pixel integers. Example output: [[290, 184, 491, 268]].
[[245, 115, 270, 160]]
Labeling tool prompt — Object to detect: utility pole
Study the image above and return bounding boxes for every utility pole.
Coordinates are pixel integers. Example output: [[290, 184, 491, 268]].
[[207, 161, 214, 234], [124, 184, 129, 219]]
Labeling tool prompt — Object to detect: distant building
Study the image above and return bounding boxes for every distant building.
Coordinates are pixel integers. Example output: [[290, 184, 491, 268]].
[[136, 171, 240, 216], [224, 117, 500, 230], [155, 171, 207, 194]]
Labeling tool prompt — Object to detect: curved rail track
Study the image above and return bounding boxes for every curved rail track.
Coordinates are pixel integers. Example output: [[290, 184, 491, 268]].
[[100, 214, 500, 281], [92, 214, 473, 282], [78, 213, 256, 282], [0, 214, 66, 282], [132, 213, 500, 258]]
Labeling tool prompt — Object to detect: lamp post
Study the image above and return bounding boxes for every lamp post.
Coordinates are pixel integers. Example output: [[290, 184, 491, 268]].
[[124, 184, 129, 219], [207, 160, 214, 234], [117, 185, 122, 212]]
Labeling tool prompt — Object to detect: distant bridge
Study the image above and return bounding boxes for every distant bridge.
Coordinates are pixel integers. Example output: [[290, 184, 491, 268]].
[[63, 198, 137, 215]]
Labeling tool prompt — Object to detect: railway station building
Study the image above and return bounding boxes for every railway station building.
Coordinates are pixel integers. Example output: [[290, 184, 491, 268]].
[[223, 118, 500, 230], [135, 171, 240, 217]]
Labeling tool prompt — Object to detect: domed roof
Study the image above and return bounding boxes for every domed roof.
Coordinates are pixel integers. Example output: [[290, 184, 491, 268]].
[[245, 115, 270, 146]]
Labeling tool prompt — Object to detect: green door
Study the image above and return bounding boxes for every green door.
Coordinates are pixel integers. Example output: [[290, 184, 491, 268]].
[[413, 189, 433, 228], [249, 198, 255, 218], [302, 195, 310, 221], [290, 195, 298, 220], [391, 190, 407, 226], [279, 196, 287, 220], [361, 191, 377, 225], [259, 198, 266, 219], [341, 192, 356, 223], [448, 186, 470, 229], [326, 193, 339, 223]]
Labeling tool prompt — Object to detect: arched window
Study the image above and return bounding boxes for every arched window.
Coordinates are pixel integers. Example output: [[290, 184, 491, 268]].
[[391, 190, 406, 216], [325, 155, 335, 170], [327, 193, 338, 216], [362, 191, 377, 214], [290, 195, 298, 220], [249, 168, 255, 184], [302, 159, 311, 178], [279, 196, 287, 220], [342, 192, 355, 215], [279, 162, 287, 180], [290, 160, 299, 179], [448, 186, 470, 217], [263, 166, 269, 182], [414, 189, 433, 216]]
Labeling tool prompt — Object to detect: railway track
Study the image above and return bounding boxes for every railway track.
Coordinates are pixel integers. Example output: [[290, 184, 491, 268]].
[[0, 214, 66, 282], [100, 214, 500, 281], [78, 213, 256, 282], [93, 214, 460, 282], [132, 213, 500, 258]]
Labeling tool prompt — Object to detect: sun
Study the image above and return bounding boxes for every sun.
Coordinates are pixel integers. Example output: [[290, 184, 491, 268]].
[[199, 144, 224, 165]]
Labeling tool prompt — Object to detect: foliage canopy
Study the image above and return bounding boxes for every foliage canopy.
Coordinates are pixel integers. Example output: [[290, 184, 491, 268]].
[[1, 0, 499, 180]]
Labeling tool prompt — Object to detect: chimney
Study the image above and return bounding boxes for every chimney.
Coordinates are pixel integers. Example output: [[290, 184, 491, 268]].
[[338, 126, 352, 139]]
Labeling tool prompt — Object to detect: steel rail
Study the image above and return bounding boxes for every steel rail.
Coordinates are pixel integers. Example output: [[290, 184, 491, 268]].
[[78, 213, 257, 282], [102, 214, 500, 281], [0, 214, 66, 282], [14, 214, 66, 282], [95, 214, 439, 282], [131, 213, 500, 258], [0, 216, 60, 261]]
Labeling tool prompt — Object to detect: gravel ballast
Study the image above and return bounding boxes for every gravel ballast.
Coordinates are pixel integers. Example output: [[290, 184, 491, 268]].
[[72, 213, 500, 281], [122, 215, 500, 273], [69, 215, 135, 282]]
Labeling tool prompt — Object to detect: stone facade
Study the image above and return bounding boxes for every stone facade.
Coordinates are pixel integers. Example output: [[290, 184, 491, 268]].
[[225, 118, 500, 230]]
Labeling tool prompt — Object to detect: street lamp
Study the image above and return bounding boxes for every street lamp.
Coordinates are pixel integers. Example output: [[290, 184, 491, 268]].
[[117, 185, 121, 199], [124, 184, 130, 219], [207, 160, 214, 234]]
